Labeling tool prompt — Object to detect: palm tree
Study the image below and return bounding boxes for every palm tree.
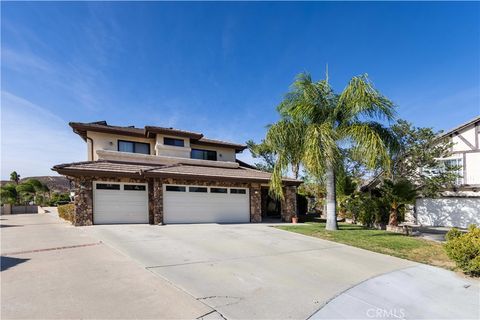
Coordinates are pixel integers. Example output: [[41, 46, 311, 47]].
[[268, 73, 397, 230], [266, 118, 306, 180], [379, 179, 417, 226], [246, 139, 276, 173], [10, 171, 20, 185]]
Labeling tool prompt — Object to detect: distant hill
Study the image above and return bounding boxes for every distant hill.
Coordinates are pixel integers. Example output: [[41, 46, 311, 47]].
[[0, 176, 71, 193]]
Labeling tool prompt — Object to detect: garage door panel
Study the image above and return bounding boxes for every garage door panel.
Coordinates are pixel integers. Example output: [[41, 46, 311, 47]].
[[94, 212, 147, 224], [164, 185, 249, 224], [93, 182, 148, 224]]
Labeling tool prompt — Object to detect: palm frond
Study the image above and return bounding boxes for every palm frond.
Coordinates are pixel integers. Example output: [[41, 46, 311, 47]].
[[302, 122, 339, 179], [269, 153, 289, 199], [278, 73, 335, 124], [337, 74, 396, 123], [341, 121, 397, 171]]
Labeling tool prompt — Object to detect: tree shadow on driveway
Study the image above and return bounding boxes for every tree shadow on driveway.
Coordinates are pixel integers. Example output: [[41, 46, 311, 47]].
[[1, 256, 30, 271], [0, 224, 24, 228]]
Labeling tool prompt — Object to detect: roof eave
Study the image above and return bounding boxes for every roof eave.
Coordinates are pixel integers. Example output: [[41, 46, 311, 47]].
[[52, 165, 302, 186], [191, 140, 248, 152], [143, 171, 301, 185], [69, 122, 146, 139], [144, 126, 204, 139], [52, 167, 144, 179], [437, 115, 480, 140]]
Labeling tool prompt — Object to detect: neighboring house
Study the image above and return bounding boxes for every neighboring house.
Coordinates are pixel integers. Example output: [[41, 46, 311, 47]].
[[415, 116, 480, 228], [52, 121, 300, 226]]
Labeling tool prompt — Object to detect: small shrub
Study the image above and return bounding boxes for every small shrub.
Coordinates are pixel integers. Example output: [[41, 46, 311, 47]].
[[445, 227, 463, 241], [48, 192, 71, 206], [58, 203, 74, 223], [444, 224, 480, 276]]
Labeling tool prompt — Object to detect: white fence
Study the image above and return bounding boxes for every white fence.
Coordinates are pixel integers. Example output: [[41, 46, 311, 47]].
[[416, 197, 480, 229]]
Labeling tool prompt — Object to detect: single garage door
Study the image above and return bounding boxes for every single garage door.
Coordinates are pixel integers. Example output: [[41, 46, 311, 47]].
[[93, 182, 149, 224], [163, 184, 250, 224]]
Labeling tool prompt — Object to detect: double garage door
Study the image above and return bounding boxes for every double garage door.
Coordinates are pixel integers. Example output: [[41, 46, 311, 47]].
[[92, 181, 250, 224], [163, 185, 250, 224]]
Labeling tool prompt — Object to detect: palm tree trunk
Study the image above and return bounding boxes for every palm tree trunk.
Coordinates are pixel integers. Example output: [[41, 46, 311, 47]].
[[292, 163, 300, 179], [325, 164, 338, 231], [388, 203, 399, 226]]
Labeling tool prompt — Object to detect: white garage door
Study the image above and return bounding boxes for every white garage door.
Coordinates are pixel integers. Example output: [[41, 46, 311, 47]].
[[163, 185, 250, 224], [416, 197, 480, 229], [93, 182, 149, 224]]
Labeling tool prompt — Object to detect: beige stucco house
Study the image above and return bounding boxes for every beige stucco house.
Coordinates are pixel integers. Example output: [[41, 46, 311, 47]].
[[415, 116, 480, 228], [53, 121, 300, 226]]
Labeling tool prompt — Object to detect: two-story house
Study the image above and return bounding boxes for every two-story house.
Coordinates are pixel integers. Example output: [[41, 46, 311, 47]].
[[52, 121, 300, 226], [415, 116, 480, 228]]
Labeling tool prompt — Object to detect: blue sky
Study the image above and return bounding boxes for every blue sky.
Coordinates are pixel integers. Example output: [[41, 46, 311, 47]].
[[1, 1, 479, 179]]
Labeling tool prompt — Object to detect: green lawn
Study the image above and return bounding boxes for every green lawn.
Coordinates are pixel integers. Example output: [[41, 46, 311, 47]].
[[277, 222, 455, 270]]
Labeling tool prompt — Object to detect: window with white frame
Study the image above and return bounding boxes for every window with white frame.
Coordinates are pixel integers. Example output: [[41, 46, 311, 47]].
[[439, 158, 463, 185]]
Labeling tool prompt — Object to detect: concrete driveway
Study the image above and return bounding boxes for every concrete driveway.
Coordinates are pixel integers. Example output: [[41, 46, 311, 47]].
[[1, 214, 212, 319], [84, 223, 480, 320], [2, 214, 478, 319]]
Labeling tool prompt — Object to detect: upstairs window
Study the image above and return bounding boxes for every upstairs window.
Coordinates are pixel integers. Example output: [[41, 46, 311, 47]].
[[191, 149, 217, 161], [423, 158, 464, 185], [440, 158, 464, 185], [118, 140, 150, 155], [164, 137, 185, 147]]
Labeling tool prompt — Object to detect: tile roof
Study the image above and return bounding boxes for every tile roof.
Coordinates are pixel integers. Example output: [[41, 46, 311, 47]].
[[69, 122, 145, 140], [52, 160, 301, 185], [193, 137, 247, 150], [69, 121, 247, 151], [144, 126, 203, 139], [52, 160, 158, 176]]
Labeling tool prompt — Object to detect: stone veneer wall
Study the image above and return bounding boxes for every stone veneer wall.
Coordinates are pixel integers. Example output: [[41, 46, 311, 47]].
[[72, 178, 93, 226], [250, 183, 262, 223], [148, 179, 155, 224], [281, 186, 297, 222], [70, 176, 297, 226], [70, 176, 150, 226], [152, 179, 163, 224]]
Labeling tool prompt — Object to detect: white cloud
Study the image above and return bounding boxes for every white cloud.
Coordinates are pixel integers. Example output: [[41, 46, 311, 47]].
[[0, 91, 85, 179], [2, 47, 54, 73]]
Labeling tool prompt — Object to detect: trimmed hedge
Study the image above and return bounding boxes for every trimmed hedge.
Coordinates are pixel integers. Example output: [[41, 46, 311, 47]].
[[444, 225, 480, 276], [58, 203, 74, 223]]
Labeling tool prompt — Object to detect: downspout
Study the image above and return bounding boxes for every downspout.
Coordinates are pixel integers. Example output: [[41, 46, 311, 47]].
[[86, 136, 94, 161]]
